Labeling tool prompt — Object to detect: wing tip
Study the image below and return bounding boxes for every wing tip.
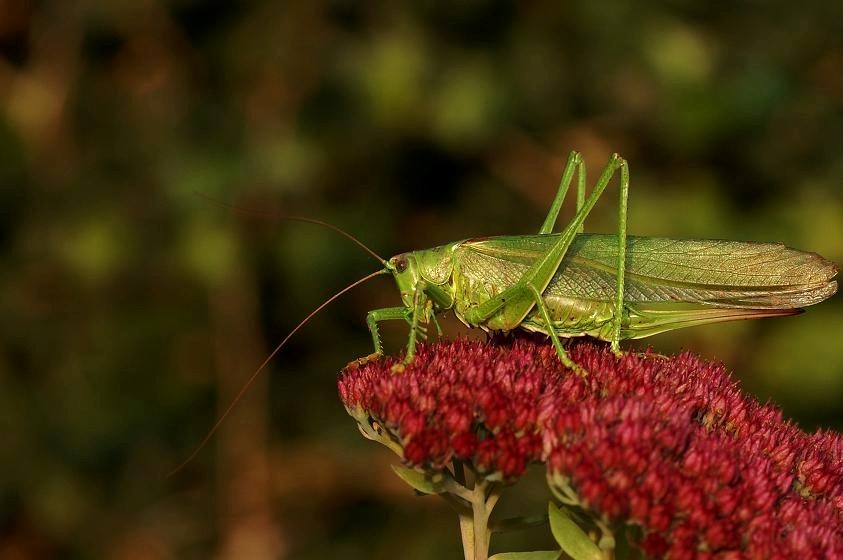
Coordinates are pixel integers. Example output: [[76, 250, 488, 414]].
[[827, 278, 838, 301], [810, 278, 837, 305], [805, 251, 838, 282]]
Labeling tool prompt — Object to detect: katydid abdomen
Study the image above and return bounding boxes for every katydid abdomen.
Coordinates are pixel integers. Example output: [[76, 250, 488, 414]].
[[451, 233, 838, 340]]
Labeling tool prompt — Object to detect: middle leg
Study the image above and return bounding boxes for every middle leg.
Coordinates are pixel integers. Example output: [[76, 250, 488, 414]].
[[526, 283, 583, 373]]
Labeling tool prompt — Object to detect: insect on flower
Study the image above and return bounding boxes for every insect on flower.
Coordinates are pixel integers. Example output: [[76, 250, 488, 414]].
[[371, 151, 837, 371], [172, 151, 838, 474]]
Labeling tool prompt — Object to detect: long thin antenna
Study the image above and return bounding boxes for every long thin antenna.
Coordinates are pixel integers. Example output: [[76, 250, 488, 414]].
[[195, 192, 388, 265], [167, 268, 388, 478]]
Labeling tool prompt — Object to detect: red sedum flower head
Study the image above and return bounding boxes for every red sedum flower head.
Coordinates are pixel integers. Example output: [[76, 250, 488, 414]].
[[338, 337, 843, 558], [339, 338, 553, 479]]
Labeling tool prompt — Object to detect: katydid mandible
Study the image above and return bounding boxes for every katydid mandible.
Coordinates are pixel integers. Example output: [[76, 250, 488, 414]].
[[170, 151, 837, 475], [371, 151, 837, 371]]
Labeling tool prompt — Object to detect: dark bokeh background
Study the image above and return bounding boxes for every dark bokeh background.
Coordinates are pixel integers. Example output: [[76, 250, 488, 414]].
[[1, 1, 841, 558]]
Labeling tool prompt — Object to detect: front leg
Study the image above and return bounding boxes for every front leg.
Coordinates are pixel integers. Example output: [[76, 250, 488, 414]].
[[366, 307, 408, 355], [366, 285, 430, 367], [403, 285, 428, 364]]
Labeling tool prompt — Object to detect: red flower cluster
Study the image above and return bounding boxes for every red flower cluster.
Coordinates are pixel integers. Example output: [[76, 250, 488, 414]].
[[544, 343, 842, 559], [339, 339, 551, 478], [338, 338, 843, 559]]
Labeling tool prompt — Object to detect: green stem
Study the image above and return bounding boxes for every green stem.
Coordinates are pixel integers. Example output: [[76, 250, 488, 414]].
[[472, 478, 491, 559], [440, 464, 502, 560], [459, 513, 475, 560], [595, 519, 616, 560]]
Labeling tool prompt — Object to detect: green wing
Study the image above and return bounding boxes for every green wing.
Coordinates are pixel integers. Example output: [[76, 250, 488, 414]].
[[462, 233, 838, 307], [459, 234, 838, 338]]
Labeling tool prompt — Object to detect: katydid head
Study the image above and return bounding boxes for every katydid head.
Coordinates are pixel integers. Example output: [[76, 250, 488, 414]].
[[385, 252, 420, 309], [385, 244, 457, 311]]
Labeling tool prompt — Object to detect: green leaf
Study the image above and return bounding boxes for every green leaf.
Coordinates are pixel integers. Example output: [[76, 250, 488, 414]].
[[548, 502, 602, 560], [489, 552, 562, 560], [390, 465, 444, 495], [490, 514, 549, 534]]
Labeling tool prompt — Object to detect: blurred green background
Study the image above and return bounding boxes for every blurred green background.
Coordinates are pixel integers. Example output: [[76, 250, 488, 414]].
[[0, 1, 841, 558]]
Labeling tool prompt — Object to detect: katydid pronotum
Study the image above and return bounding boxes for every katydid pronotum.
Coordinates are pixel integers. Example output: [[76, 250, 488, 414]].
[[171, 151, 837, 474]]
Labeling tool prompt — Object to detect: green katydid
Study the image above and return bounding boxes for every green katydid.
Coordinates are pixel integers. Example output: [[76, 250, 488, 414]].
[[370, 151, 837, 371], [171, 151, 837, 474]]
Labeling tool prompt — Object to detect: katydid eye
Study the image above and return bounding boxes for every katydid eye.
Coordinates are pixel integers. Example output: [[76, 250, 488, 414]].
[[395, 256, 408, 272]]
